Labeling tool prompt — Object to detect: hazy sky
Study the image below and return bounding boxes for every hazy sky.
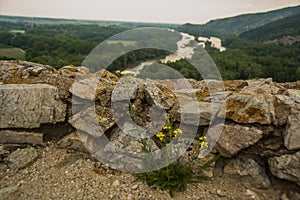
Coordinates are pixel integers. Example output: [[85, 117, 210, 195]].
[[0, 0, 300, 24]]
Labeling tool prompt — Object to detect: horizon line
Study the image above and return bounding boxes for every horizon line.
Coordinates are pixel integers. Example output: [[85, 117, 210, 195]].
[[0, 4, 299, 26]]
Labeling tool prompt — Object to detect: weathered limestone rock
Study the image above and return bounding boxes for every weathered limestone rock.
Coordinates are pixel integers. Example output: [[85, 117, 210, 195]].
[[143, 81, 175, 110], [268, 151, 300, 186], [224, 79, 288, 125], [159, 79, 247, 93], [70, 71, 117, 107], [0, 60, 18, 82], [284, 89, 300, 150], [224, 157, 270, 188], [111, 77, 176, 127], [82, 132, 146, 172], [0, 61, 70, 99], [69, 106, 115, 138], [0, 145, 9, 158], [0, 130, 43, 144], [4, 147, 39, 170], [0, 84, 66, 129], [57, 132, 87, 152], [189, 152, 217, 178], [245, 135, 288, 158], [222, 80, 249, 92], [284, 108, 300, 150], [111, 76, 142, 102], [109, 127, 158, 153], [287, 89, 300, 99], [244, 78, 283, 94], [0, 61, 95, 99], [58, 65, 89, 79], [214, 124, 264, 157], [177, 101, 212, 126], [174, 88, 205, 102], [0, 60, 55, 83], [69, 77, 99, 100], [93, 69, 119, 82], [279, 80, 300, 90], [84, 134, 108, 154], [225, 93, 275, 124], [273, 95, 291, 125]]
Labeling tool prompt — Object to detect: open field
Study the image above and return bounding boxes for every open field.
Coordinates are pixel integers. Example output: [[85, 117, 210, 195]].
[[10, 29, 26, 34], [0, 47, 25, 60], [106, 40, 137, 46]]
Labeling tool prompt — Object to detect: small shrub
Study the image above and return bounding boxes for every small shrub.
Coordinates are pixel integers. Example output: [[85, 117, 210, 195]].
[[136, 114, 219, 197], [136, 161, 193, 197]]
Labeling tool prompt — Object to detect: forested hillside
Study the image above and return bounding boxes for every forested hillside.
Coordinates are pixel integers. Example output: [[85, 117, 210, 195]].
[[172, 5, 300, 82], [177, 5, 300, 37], [239, 14, 300, 42]]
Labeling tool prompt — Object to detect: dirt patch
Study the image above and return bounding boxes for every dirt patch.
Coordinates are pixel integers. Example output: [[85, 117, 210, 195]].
[[0, 144, 298, 200]]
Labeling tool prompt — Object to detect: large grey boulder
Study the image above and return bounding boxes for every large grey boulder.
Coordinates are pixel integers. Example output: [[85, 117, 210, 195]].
[[225, 93, 275, 125], [224, 157, 270, 189], [214, 124, 264, 157], [69, 70, 118, 105], [284, 89, 300, 150], [224, 79, 287, 125], [268, 151, 300, 186], [0, 61, 79, 99], [69, 106, 115, 138], [0, 84, 66, 129]]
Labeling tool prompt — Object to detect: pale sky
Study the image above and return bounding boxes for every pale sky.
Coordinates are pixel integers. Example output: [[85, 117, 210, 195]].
[[0, 0, 300, 24]]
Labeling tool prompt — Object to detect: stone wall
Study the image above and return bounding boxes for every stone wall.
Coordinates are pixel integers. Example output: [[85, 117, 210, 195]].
[[0, 60, 299, 190]]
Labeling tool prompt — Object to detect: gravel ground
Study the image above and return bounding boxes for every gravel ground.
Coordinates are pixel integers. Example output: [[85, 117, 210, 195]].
[[0, 144, 298, 200]]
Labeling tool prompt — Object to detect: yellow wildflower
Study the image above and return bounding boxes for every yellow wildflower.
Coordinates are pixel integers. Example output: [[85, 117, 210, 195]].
[[156, 132, 165, 142], [199, 136, 206, 141], [173, 128, 183, 136], [163, 125, 171, 130], [200, 141, 209, 148]]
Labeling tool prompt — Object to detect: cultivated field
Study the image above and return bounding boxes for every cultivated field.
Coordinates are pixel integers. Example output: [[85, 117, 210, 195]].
[[0, 44, 25, 60]]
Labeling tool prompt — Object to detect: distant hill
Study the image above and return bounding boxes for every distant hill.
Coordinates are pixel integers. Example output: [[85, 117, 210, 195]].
[[178, 5, 300, 37], [239, 14, 300, 44], [0, 15, 178, 29]]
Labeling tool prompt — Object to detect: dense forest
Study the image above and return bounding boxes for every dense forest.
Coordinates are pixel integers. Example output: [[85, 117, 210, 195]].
[[0, 23, 119, 66], [160, 36, 300, 82], [0, 21, 175, 71], [0, 6, 300, 82]]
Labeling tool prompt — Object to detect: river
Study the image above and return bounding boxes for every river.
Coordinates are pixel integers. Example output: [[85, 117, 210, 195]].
[[121, 31, 225, 76]]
